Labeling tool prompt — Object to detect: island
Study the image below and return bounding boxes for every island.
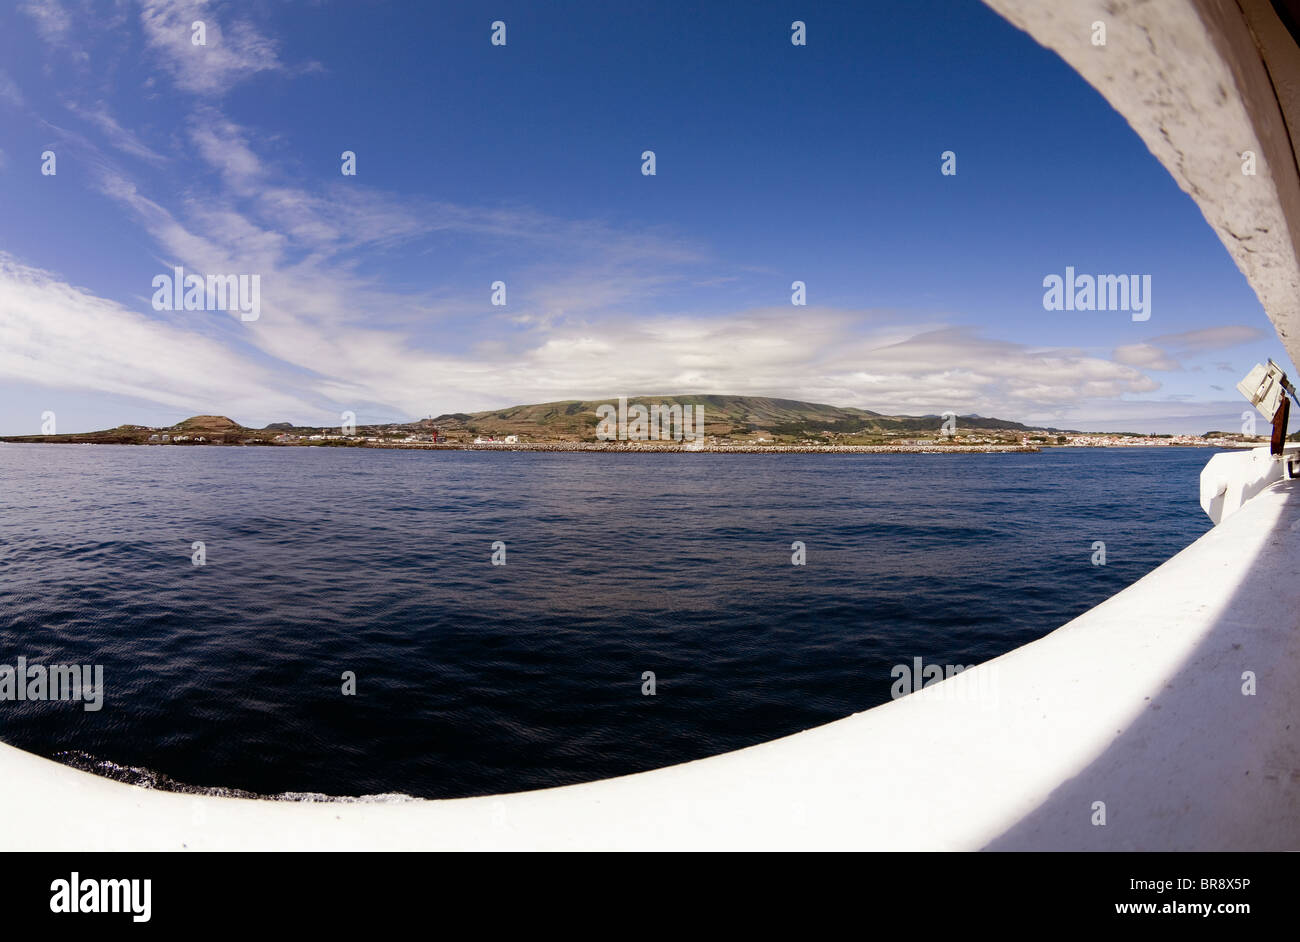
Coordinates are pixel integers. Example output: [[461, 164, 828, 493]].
[[0, 395, 1270, 452]]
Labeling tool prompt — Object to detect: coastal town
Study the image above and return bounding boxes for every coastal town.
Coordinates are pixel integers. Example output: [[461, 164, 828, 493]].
[[257, 428, 1257, 450]]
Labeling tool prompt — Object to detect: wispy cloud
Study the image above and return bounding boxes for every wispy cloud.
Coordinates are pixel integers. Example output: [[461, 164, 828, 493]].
[[1114, 325, 1266, 372], [25, 86, 1168, 428], [0, 69, 24, 108], [1113, 343, 1181, 371], [64, 100, 168, 164], [0, 253, 314, 418], [20, 0, 72, 46], [0, 235, 1217, 430], [139, 0, 311, 95]]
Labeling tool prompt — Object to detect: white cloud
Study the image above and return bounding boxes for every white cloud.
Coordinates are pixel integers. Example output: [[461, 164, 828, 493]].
[[1114, 325, 1267, 371], [1114, 342, 1181, 371], [139, 0, 287, 94], [1039, 399, 1262, 435], [188, 109, 263, 186], [20, 0, 71, 46], [0, 69, 24, 108], [65, 100, 168, 164], [0, 253, 314, 419], [1153, 325, 1267, 353], [139, 0, 297, 95], [63, 102, 1167, 428], [244, 310, 1161, 425]]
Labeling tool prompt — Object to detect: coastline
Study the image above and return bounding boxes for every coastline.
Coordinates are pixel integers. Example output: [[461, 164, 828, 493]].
[[312, 441, 1046, 454], [0, 439, 1043, 454]]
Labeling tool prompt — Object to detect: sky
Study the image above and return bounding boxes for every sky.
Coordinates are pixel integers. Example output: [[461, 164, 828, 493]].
[[0, 0, 1293, 435]]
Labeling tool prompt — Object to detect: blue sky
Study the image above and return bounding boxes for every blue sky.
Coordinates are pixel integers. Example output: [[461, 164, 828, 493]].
[[0, 0, 1290, 434]]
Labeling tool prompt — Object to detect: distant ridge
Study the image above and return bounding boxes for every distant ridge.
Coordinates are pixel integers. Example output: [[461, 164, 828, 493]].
[[0, 398, 1076, 445], [431, 394, 1074, 440]]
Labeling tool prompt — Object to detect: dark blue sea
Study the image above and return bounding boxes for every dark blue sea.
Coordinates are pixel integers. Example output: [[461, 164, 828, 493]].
[[0, 445, 1217, 798]]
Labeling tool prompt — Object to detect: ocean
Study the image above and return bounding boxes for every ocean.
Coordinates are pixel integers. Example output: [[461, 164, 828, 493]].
[[0, 444, 1216, 798]]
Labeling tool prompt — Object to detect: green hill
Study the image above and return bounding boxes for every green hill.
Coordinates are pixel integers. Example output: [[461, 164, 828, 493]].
[[432, 395, 1069, 442], [174, 415, 244, 432]]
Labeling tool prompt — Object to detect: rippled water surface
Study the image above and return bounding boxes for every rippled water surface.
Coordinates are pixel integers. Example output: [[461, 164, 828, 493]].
[[0, 444, 1216, 797]]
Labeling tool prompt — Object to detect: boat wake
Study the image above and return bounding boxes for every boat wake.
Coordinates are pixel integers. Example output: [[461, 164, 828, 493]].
[[53, 750, 417, 804]]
